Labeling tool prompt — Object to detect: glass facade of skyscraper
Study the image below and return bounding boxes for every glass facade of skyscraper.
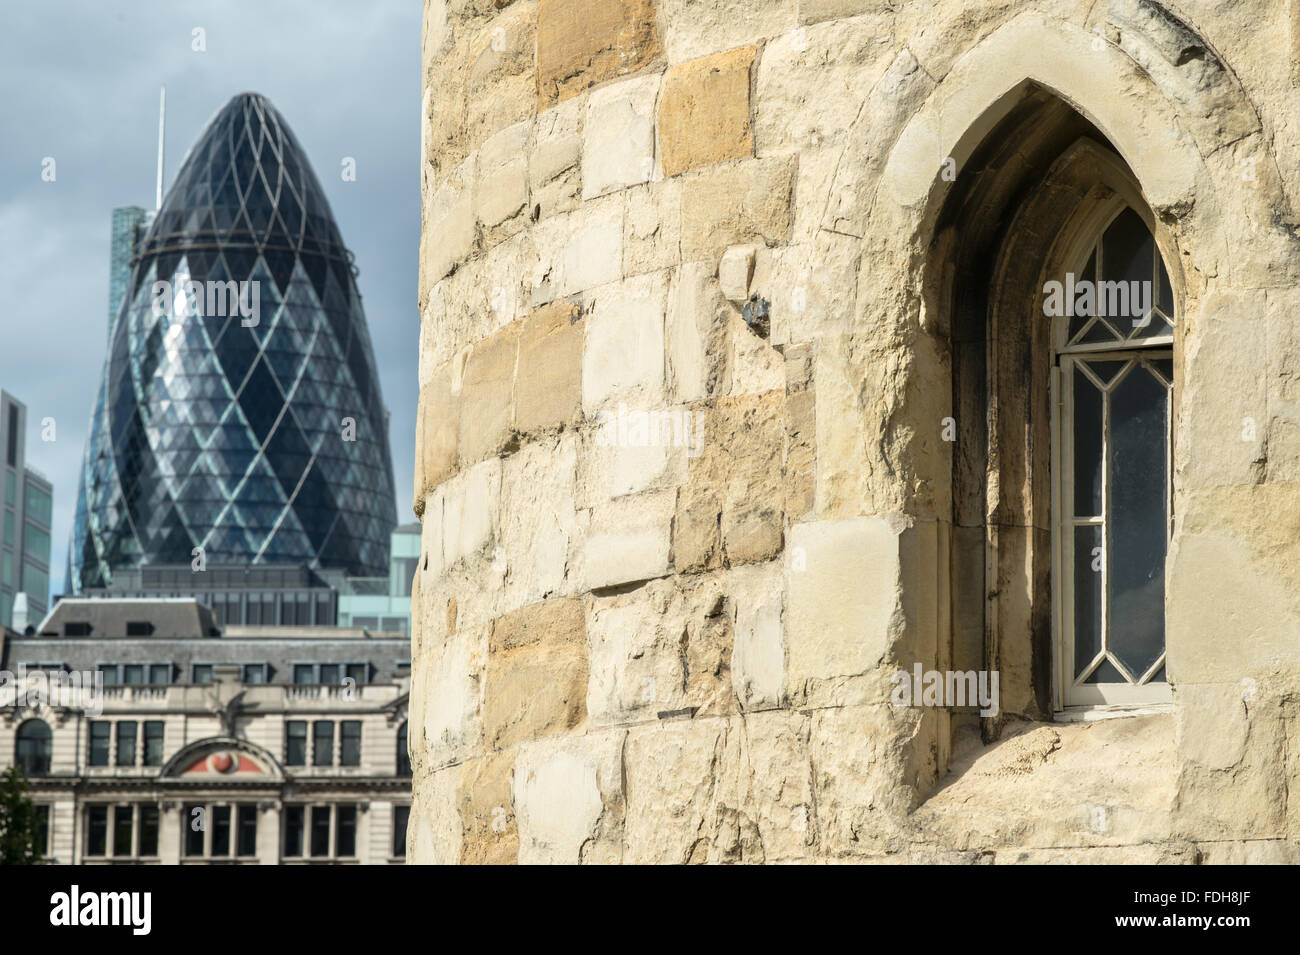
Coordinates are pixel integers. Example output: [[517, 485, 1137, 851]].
[[71, 93, 396, 591], [0, 391, 53, 628]]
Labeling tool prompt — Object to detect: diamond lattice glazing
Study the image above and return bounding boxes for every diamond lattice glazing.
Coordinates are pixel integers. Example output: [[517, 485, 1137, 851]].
[[71, 93, 396, 590]]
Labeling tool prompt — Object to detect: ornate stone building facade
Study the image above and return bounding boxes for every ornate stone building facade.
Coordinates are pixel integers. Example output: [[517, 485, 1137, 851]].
[[2, 598, 411, 864], [411, 0, 1300, 862]]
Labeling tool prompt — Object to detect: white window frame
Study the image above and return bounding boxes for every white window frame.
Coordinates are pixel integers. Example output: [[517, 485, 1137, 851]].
[[1050, 199, 1176, 711]]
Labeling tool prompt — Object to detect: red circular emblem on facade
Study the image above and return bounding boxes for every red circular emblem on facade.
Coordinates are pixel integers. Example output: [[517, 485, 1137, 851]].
[[208, 752, 235, 773]]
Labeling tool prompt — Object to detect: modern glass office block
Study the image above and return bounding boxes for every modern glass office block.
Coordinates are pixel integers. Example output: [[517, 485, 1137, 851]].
[[71, 93, 396, 591]]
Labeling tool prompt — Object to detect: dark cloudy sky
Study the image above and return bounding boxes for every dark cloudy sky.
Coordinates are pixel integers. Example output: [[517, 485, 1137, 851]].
[[0, 1, 422, 595]]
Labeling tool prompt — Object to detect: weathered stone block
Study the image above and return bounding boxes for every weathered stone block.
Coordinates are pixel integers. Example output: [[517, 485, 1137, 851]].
[[458, 750, 519, 865], [414, 365, 460, 513], [484, 599, 588, 750], [536, 0, 663, 108], [584, 488, 675, 590], [513, 729, 626, 863], [458, 324, 518, 465], [624, 179, 682, 276], [680, 156, 796, 260], [785, 516, 904, 706], [583, 73, 659, 199], [581, 271, 668, 413], [515, 300, 583, 435], [659, 46, 756, 177]]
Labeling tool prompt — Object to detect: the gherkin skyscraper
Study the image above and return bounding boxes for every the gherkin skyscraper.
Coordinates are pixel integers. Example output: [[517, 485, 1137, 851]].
[[71, 93, 396, 591]]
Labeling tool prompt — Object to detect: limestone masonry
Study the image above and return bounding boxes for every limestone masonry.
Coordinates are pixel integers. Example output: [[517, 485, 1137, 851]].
[[411, 0, 1300, 863]]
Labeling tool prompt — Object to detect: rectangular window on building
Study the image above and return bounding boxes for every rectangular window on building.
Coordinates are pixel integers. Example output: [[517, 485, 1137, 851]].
[[4, 510, 14, 547], [285, 721, 307, 766], [261, 594, 275, 625], [184, 804, 205, 857], [25, 484, 51, 526], [381, 616, 408, 635], [246, 599, 261, 626], [315, 593, 333, 625], [237, 804, 257, 857], [345, 662, 368, 685], [393, 805, 409, 858], [86, 805, 108, 857], [285, 720, 310, 765], [192, 664, 213, 685], [112, 805, 134, 857], [125, 621, 153, 637], [6, 405, 18, 466], [98, 664, 120, 685], [309, 806, 331, 857], [210, 805, 231, 858], [35, 804, 50, 857], [123, 664, 144, 685], [312, 721, 334, 767], [143, 721, 164, 766], [24, 521, 50, 558], [283, 806, 304, 857], [241, 663, 267, 684], [296, 593, 309, 625], [20, 561, 47, 603], [4, 471, 14, 506], [89, 721, 111, 767], [115, 721, 137, 767], [139, 805, 160, 857], [392, 557, 418, 597], [1, 551, 11, 588], [319, 663, 340, 685], [148, 664, 169, 685], [292, 663, 314, 685], [336, 805, 357, 857], [340, 721, 361, 767]]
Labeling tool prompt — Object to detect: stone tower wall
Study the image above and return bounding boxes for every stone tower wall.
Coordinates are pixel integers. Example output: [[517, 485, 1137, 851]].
[[411, 0, 1300, 863]]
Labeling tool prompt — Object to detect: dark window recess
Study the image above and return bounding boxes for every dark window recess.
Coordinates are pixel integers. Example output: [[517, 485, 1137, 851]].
[[149, 664, 169, 685], [292, 664, 314, 685], [336, 805, 357, 857], [192, 664, 213, 685], [393, 805, 409, 858], [310, 806, 330, 857], [184, 804, 205, 856], [7, 404, 19, 466], [319, 664, 340, 685], [237, 804, 258, 856], [312, 721, 334, 767], [35, 804, 50, 856], [283, 806, 304, 857], [345, 663, 368, 685], [340, 721, 361, 767], [64, 622, 92, 636], [86, 806, 108, 856], [144, 722, 164, 766], [113, 805, 133, 857], [98, 664, 119, 685], [89, 722, 111, 767], [140, 806, 160, 856], [211, 805, 231, 858], [125, 621, 154, 637], [285, 721, 307, 766], [397, 722, 411, 777], [123, 665, 144, 685], [15, 719, 52, 776], [115, 721, 137, 767]]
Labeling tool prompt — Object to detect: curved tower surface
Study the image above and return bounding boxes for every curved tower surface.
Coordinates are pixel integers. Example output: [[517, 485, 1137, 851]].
[[72, 92, 395, 590]]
